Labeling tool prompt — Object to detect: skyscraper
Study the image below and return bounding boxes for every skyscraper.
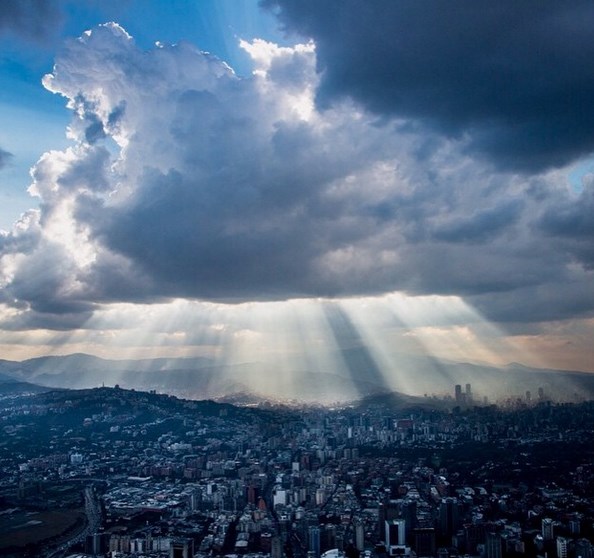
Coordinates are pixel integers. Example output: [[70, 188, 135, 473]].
[[542, 518, 554, 541], [557, 536, 568, 558], [272, 536, 283, 558], [439, 498, 460, 538], [309, 526, 321, 558], [170, 538, 193, 558], [485, 532, 502, 558], [402, 500, 417, 544], [412, 528, 436, 557], [385, 519, 406, 548], [355, 521, 365, 552]]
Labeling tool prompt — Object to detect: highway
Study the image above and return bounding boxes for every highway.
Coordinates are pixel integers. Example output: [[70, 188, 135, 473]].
[[44, 484, 102, 558]]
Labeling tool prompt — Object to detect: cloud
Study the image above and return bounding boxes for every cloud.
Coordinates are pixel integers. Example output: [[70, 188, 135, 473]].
[[0, 0, 63, 43], [263, 0, 594, 172], [0, 22, 592, 330], [539, 181, 594, 269]]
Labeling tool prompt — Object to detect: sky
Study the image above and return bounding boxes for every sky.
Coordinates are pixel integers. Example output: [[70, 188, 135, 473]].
[[0, 0, 593, 392]]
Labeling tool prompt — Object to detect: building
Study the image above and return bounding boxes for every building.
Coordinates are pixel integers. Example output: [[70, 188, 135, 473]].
[[271, 536, 283, 558], [385, 519, 406, 548], [542, 518, 554, 541], [85, 533, 108, 556], [170, 538, 193, 558], [439, 498, 460, 538], [574, 538, 593, 558], [355, 520, 365, 551], [309, 526, 321, 558], [557, 536, 568, 558], [485, 532, 502, 558], [401, 500, 417, 543], [412, 528, 436, 557]]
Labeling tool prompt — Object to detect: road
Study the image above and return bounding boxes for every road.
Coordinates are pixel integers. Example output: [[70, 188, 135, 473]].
[[44, 484, 102, 558]]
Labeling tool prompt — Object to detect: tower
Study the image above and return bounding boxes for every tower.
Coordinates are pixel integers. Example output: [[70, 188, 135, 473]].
[[557, 536, 568, 558], [439, 498, 460, 538], [309, 526, 321, 558], [271, 536, 283, 558], [412, 528, 436, 557], [385, 519, 406, 548], [485, 532, 502, 558], [402, 500, 417, 544], [355, 520, 365, 551], [170, 538, 193, 558], [542, 518, 554, 541]]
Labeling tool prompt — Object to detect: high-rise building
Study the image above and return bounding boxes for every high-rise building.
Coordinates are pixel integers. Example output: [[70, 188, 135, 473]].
[[557, 536, 568, 558], [271, 536, 283, 558], [439, 498, 460, 537], [309, 526, 321, 558], [569, 514, 581, 536], [109, 534, 131, 553], [355, 521, 365, 551], [485, 532, 502, 558], [323, 524, 337, 552], [412, 528, 436, 557], [402, 500, 417, 544], [378, 502, 387, 540], [85, 533, 108, 556], [455, 385, 463, 404], [465, 383, 472, 403], [247, 484, 258, 505], [574, 538, 593, 558], [170, 538, 193, 558], [464, 523, 486, 554], [385, 519, 406, 548], [274, 488, 287, 507], [542, 518, 554, 541]]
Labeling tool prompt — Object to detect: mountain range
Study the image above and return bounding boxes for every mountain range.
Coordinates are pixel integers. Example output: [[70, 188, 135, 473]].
[[1, 351, 593, 405]]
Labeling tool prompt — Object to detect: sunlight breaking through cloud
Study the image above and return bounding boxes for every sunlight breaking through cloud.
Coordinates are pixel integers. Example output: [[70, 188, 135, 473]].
[[0, 291, 564, 402]]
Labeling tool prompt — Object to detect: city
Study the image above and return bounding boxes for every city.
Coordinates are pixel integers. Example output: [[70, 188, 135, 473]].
[[2, 2, 594, 558], [1, 383, 593, 558]]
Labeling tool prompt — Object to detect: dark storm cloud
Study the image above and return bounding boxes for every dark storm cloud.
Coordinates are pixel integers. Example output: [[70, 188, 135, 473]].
[[1, 22, 593, 330], [431, 200, 523, 244], [263, 0, 594, 172], [539, 183, 594, 269], [0, 0, 62, 42], [0, 308, 94, 331], [470, 276, 594, 324]]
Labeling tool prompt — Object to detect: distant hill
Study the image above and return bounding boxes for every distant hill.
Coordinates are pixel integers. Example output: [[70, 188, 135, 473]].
[[0, 370, 17, 383], [1, 351, 592, 405], [0, 353, 214, 376], [0, 380, 58, 396]]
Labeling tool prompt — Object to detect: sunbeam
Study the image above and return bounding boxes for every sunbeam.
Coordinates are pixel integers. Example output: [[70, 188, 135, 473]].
[[0, 290, 584, 403]]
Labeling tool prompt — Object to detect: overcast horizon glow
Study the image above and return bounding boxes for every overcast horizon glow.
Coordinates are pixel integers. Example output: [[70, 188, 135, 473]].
[[1, 1, 594, 391]]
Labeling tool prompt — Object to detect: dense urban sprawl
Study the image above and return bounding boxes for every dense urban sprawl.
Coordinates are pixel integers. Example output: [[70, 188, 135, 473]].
[[1, 385, 594, 558]]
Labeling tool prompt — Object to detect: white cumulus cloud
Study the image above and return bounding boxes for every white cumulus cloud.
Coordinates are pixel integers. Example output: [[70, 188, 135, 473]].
[[0, 22, 592, 330]]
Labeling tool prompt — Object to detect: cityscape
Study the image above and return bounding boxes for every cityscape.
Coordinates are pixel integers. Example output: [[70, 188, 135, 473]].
[[1, 380, 593, 558], [2, 2, 594, 558]]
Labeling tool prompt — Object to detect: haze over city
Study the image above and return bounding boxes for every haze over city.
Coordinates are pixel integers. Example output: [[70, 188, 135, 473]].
[[1, 1, 594, 401]]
